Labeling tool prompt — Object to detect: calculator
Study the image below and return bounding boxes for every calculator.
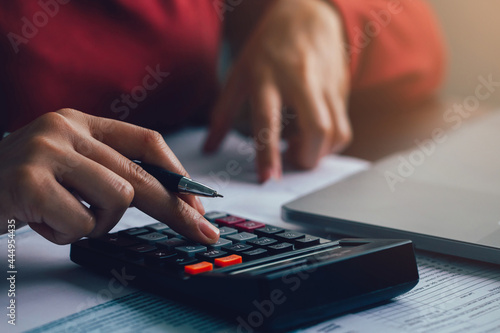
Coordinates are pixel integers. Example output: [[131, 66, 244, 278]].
[[70, 212, 419, 332]]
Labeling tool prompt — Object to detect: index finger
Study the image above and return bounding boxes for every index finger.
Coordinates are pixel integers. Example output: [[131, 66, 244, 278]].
[[63, 109, 202, 212], [251, 82, 283, 183]]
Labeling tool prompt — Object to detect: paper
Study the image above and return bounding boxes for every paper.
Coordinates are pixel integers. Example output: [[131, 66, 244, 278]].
[[300, 253, 500, 333]]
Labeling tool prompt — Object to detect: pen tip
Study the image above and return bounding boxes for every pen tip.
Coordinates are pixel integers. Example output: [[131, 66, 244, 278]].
[[215, 193, 224, 198]]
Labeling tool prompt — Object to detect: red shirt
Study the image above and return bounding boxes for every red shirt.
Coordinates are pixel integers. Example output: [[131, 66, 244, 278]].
[[0, 0, 444, 133]]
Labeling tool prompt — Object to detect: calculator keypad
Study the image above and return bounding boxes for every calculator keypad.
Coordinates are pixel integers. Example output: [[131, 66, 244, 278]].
[[91, 213, 329, 276]]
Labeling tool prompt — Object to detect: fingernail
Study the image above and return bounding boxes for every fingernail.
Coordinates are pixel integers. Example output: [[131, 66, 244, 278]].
[[259, 168, 273, 183], [199, 220, 219, 241], [271, 167, 282, 180], [259, 167, 281, 183], [203, 136, 217, 153]]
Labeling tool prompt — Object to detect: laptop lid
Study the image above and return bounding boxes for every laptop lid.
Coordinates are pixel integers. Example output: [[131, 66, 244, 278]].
[[283, 111, 500, 264]]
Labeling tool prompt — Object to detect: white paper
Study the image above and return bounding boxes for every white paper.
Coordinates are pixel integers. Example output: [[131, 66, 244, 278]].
[[299, 253, 500, 333]]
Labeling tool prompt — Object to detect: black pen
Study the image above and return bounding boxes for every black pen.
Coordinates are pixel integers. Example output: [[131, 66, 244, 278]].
[[133, 160, 223, 198]]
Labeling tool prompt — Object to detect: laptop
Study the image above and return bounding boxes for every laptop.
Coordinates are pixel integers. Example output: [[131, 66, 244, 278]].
[[283, 111, 500, 265]]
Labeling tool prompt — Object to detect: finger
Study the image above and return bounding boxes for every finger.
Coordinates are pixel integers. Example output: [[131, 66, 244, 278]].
[[203, 64, 246, 153], [27, 178, 95, 245], [250, 81, 283, 183], [57, 153, 134, 238], [68, 111, 202, 213], [286, 86, 333, 169], [325, 90, 352, 153], [77, 138, 219, 244]]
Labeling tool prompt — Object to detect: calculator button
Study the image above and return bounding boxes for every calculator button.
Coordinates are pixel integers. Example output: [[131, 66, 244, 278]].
[[242, 248, 268, 260], [162, 229, 182, 238], [204, 212, 227, 222], [90, 234, 139, 251], [248, 237, 278, 248], [176, 245, 208, 257], [294, 235, 321, 248], [254, 226, 284, 237], [137, 232, 169, 244], [268, 242, 294, 254], [226, 232, 258, 243], [127, 244, 157, 254], [234, 221, 266, 232], [165, 256, 198, 268], [223, 243, 253, 254], [216, 216, 246, 226], [120, 227, 150, 237], [185, 262, 213, 275], [156, 238, 188, 250], [209, 238, 233, 250], [218, 227, 238, 237], [214, 255, 243, 267], [144, 250, 177, 265], [275, 231, 305, 242], [195, 250, 228, 262], [144, 223, 170, 232]]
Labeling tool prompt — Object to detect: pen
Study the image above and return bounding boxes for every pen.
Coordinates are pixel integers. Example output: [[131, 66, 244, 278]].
[[133, 160, 223, 198]]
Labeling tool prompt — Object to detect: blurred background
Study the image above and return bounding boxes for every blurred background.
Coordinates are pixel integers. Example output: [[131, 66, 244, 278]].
[[428, 0, 500, 106]]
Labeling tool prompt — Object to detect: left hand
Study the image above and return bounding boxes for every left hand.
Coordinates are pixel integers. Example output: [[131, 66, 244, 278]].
[[204, 0, 352, 182]]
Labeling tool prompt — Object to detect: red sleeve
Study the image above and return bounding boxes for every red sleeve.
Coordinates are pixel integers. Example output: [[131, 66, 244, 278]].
[[329, 0, 446, 106]]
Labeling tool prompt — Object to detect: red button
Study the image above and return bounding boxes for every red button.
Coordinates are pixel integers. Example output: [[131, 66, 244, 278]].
[[235, 221, 266, 232], [184, 262, 213, 275], [214, 255, 243, 267], [215, 216, 246, 226]]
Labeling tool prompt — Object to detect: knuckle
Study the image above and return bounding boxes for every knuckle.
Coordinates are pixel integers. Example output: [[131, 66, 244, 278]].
[[337, 127, 353, 146], [308, 121, 331, 142], [143, 129, 166, 148], [35, 112, 72, 132], [55, 108, 79, 118], [109, 176, 135, 207], [129, 161, 155, 188], [25, 135, 63, 156]]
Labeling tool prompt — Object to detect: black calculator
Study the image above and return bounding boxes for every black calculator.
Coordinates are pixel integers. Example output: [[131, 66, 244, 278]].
[[70, 212, 419, 332]]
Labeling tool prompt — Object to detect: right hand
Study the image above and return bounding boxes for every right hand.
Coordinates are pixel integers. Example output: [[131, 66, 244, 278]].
[[0, 109, 219, 245]]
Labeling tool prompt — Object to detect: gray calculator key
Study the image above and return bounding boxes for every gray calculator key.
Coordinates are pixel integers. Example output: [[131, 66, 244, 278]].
[[163, 229, 182, 238], [219, 227, 238, 237], [226, 232, 258, 243], [144, 223, 170, 232], [121, 227, 150, 237], [156, 238, 187, 250], [137, 232, 168, 244], [275, 231, 305, 241], [210, 238, 233, 250], [175, 245, 208, 256], [248, 237, 278, 248], [204, 212, 228, 222]]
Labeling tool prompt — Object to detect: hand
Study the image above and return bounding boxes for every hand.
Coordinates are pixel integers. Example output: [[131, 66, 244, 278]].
[[204, 0, 352, 182], [0, 109, 219, 244]]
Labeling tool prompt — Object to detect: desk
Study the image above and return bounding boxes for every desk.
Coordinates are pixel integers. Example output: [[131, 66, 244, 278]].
[[2, 127, 500, 333]]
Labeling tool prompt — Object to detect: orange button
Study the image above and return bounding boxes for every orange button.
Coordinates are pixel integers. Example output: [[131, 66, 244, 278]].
[[184, 261, 213, 275], [214, 254, 243, 267]]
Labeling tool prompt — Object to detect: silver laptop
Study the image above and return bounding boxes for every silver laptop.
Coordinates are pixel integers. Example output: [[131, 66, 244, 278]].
[[283, 111, 500, 265]]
